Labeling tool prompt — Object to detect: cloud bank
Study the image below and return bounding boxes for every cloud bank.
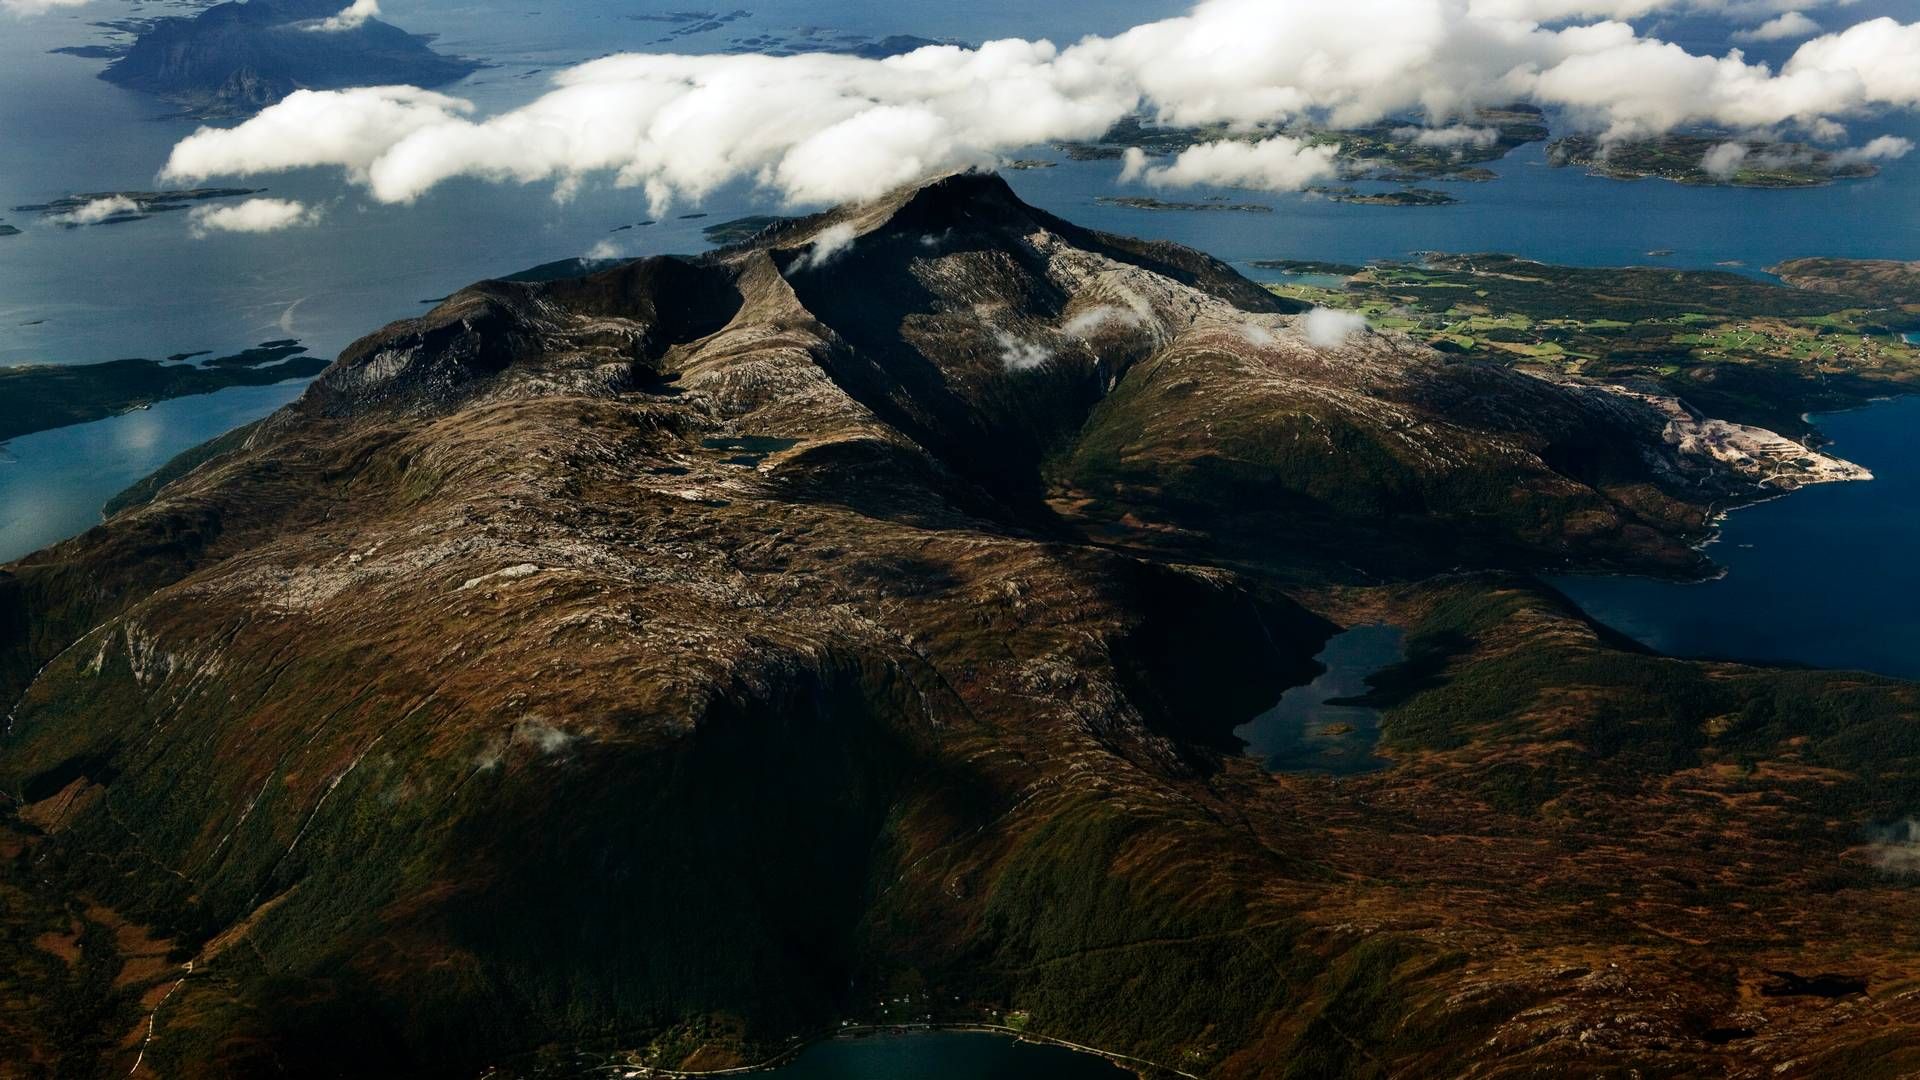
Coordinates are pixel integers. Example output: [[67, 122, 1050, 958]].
[[1732, 11, 1821, 42], [159, 0, 1920, 212], [1120, 137, 1341, 192], [1, 0, 89, 14]]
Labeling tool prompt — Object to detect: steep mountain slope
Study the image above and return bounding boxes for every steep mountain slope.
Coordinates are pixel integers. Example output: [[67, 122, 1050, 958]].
[[2, 173, 1916, 1078]]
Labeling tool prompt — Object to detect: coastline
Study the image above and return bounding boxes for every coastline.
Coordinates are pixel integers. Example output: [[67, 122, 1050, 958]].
[[518, 1023, 1203, 1080], [1548, 393, 1920, 679]]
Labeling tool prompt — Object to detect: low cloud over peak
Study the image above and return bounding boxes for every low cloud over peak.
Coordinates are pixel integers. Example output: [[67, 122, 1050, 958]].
[[158, 0, 1920, 213], [308, 0, 380, 32]]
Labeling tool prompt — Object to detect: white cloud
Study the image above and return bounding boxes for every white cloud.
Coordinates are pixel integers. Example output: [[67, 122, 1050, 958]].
[[1733, 11, 1821, 42], [1833, 134, 1914, 165], [996, 331, 1052, 371], [1061, 303, 1148, 339], [1, 0, 88, 14], [186, 198, 323, 236], [1302, 307, 1370, 348], [1785, 18, 1920, 114], [1121, 136, 1341, 192], [56, 195, 140, 225], [164, 86, 476, 189], [584, 238, 625, 260], [1701, 140, 1749, 177], [157, 1, 1920, 211], [790, 221, 857, 271], [308, 0, 378, 32], [1395, 124, 1502, 148]]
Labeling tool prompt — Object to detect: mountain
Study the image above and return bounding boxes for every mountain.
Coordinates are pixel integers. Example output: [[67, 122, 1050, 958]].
[[3, 173, 1918, 1078], [102, 0, 479, 117]]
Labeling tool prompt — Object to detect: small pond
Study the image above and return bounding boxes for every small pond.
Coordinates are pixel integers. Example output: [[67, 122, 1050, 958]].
[[1235, 624, 1407, 775]]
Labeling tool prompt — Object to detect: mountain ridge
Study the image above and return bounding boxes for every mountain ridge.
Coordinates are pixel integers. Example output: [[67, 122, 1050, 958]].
[[3, 171, 1917, 1078]]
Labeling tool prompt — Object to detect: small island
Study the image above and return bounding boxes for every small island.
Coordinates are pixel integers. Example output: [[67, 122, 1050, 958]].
[[1547, 134, 1882, 188], [1094, 195, 1271, 213], [0, 342, 327, 442], [1308, 186, 1458, 206], [1250, 259, 1364, 275], [0, 224, 19, 238], [101, 0, 480, 117], [13, 187, 264, 226], [701, 215, 797, 246]]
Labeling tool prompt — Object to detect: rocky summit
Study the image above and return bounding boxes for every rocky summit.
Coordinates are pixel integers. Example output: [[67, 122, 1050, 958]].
[[3, 173, 1918, 1078]]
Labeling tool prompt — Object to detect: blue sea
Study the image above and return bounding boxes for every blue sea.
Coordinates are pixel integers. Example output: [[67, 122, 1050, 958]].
[[1554, 397, 1920, 681]]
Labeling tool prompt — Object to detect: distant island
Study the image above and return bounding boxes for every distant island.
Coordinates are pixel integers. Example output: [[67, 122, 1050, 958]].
[[1249, 258, 1363, 275], [1058, 105, 1548, 184], [1094, 195, 1272, 212], [12, 187, 264, 227], [1307, 186, 1458, 206], [721, 29, 961, 59], [701, 215, 797, 246], [101, 0, 479, 117], [1548, 134, 1882, 188], [0, 342, 326, 442], [1262, 252, 1920, 437]]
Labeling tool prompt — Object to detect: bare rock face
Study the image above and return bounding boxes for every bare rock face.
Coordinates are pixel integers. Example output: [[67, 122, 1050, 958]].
[[1, 172, 1912, 1079]]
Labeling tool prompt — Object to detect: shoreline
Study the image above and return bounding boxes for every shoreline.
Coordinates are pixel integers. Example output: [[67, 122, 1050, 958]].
[[553, 1022, 1203, 1080], [1558, 391, 1906, 589]]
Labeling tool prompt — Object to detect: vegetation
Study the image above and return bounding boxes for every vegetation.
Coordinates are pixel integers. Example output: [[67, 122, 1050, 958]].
[[1263, 253, 1920, 435]]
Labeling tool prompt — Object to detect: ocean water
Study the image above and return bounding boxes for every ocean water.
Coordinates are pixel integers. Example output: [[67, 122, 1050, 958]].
[[1553, 396, 1920, 681]]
